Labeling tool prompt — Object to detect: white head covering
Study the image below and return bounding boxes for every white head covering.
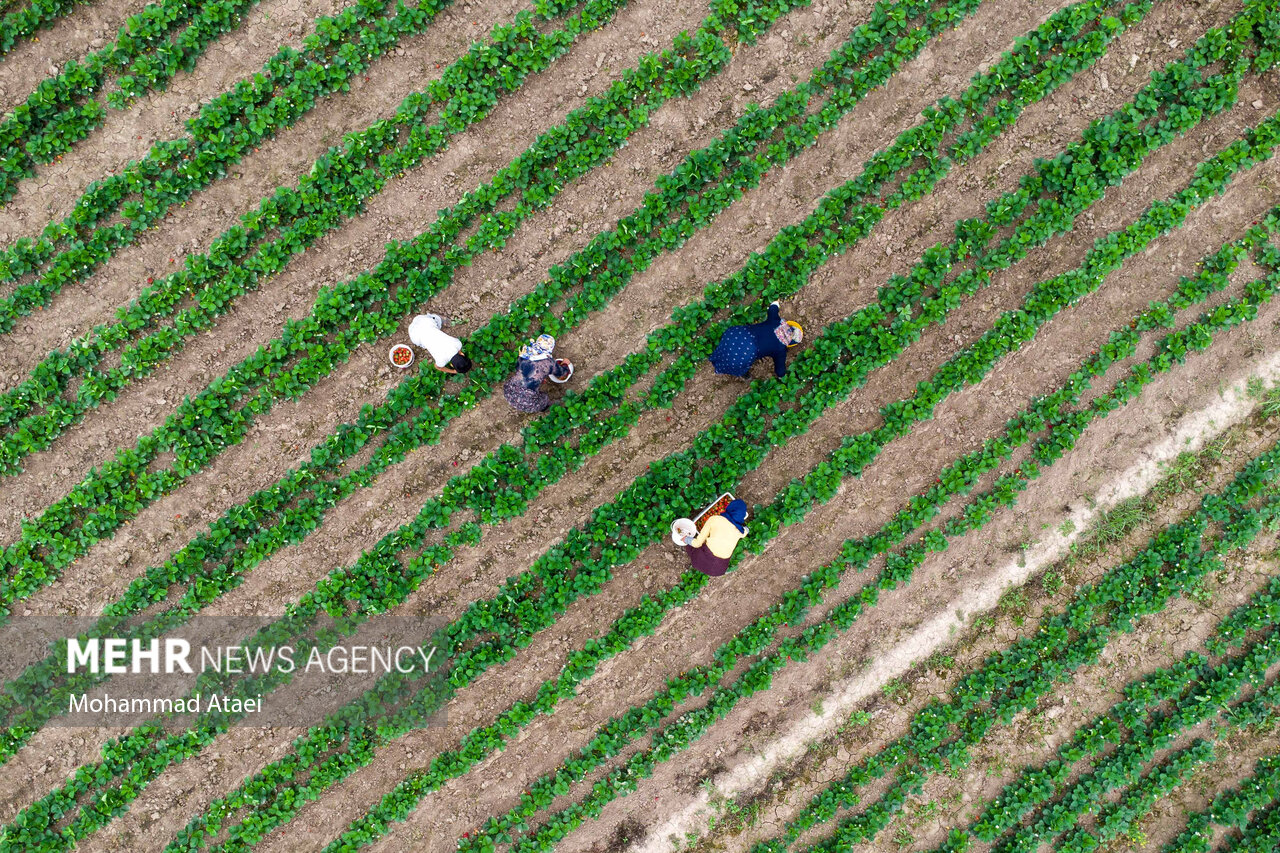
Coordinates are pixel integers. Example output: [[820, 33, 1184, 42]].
[[519, 333, 556, 361]]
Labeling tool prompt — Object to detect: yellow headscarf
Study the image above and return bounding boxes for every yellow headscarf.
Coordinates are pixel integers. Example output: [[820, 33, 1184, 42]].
[[785, 320, 803, 347]]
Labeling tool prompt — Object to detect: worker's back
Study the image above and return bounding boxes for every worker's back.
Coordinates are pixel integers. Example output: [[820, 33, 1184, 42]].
[[709, 303, 789, 378]]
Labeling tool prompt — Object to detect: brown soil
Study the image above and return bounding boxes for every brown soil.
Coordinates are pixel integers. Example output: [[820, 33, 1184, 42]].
[[682, 435, 1280, 853], [0, 0, 355, 244], [2, 0, 1279, 851], [0, 0, 152, 111]]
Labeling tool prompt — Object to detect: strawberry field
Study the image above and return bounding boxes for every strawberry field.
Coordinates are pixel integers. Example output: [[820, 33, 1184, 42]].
[[0, 0, 1278, 850]]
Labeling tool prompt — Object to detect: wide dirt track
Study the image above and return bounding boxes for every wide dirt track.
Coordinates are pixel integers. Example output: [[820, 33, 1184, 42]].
[[1, 0, 1278, 850]]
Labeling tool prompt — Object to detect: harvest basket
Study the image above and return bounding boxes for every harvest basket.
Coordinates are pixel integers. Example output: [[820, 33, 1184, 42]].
[[670, 518, 696, 546], [549, 358, 573, 383], [389, 344, 414, 369], [694, 492, 735, 530]]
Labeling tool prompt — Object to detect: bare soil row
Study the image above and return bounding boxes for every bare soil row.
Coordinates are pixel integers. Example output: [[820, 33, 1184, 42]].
[[2, 0, 1278, 851], [685, 423, 1280, 853]]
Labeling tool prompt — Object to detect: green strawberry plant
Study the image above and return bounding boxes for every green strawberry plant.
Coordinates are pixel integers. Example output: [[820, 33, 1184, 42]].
[[161, 103, 1280, 853], [1162, 756, 1280, 853]]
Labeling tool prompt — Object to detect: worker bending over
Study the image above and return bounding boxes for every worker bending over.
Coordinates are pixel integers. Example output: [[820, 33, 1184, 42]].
[[709, 301, 802, 378], [503, 334, 571, 413], [408, 313, 472, 374], [684, 499, 749, 577]]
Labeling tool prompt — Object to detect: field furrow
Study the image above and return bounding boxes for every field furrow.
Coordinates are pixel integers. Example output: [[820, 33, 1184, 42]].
[[2, 0, 1277, 850]]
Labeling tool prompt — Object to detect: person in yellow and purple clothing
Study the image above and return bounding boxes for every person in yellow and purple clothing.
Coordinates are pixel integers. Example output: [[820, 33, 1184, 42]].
[[683, 499, 749, 577]]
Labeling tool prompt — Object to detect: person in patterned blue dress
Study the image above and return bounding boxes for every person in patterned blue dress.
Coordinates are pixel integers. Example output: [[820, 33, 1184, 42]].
[[708, 301, 802, 378]]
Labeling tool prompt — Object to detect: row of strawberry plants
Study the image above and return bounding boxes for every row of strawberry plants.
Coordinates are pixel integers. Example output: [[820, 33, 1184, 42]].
[[394, 214, 1280, 853], [923, 668, 1280, 853], [161, 102, 1280, 853], [1222, 797, 1280, 852], [0, 3, 1244, 835], [899, 647, 1280, 853], [961, 641, 1280, 853], [0, 0, 1099, 747], [0, 0, 265, 194], [1162, 756, 1280, 853], [748, 447, 1280, 853], [1004, 657, 1280, 853], [0, 10, 1248, 836], [0, 0, 768, 599], [1042, 669, 1280, 853], [0, 0, 610, 322], [0, 0, 88, 58], [801, 524, 1280, 853], [1055, 739, 1237, 853], [966, 652, 1260, 849], [1209, 571, 1280, 653], [445, 302, 1280, 853], [783, 549, 1280, 853]]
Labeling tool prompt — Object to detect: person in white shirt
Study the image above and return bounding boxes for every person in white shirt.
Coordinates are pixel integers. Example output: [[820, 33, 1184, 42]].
[[407, 313, 471, 374]]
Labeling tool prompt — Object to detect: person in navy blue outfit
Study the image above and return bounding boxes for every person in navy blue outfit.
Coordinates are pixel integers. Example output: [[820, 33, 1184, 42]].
[[709, 301, 803, 378]]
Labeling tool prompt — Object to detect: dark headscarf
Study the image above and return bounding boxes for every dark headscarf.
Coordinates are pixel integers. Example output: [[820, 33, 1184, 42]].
[[722, 499, 749, 533]]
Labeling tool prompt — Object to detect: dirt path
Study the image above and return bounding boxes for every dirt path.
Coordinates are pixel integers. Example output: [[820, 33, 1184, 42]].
[[0, 0, 153, 111], [0, 0, 708, 540], [2, 0, 1274, 848], [649, 350, 1280, 853]]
